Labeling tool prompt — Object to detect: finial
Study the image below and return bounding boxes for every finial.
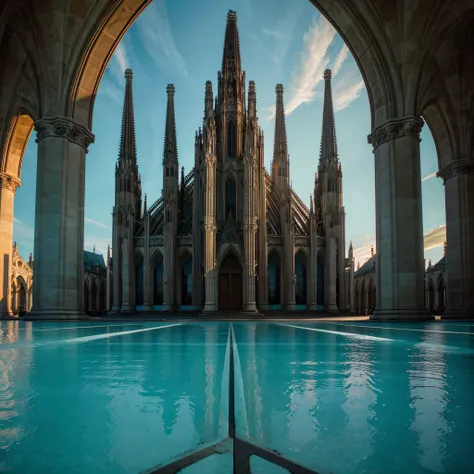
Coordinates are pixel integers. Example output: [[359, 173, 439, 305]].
[[227, 10, 237, 20], [125, 69, 133, 80], [444, 241, 447, 256], [166, 84, 175, 95], [428, 258, 432, 267], [276, 84, 284, 97], [93, 245, 96, 254], [324, 69, 332, 81], [349, 240, 353, 249], [144, 193, 147, 213], [370, 245, 374, 257]]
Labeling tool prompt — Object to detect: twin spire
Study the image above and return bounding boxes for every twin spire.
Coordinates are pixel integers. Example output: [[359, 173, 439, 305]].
[[319, 69, 338, 165], [273, 84, 288, 164], [164, 84, 178, 166], [118, 69, 137, 166]]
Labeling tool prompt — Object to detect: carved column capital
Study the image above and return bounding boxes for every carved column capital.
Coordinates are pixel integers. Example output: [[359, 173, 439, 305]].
[[203, 223, 216, 233], [0, 172, 21, 194], [437, 159, 474, 183], [35, 116, 95, 152], [244, 223, 258, 233], [368, 116, 424, 152]]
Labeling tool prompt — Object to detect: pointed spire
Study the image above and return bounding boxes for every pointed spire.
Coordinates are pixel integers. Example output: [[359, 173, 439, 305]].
[[370, 245, 374, 257], [428, 258, 432, 267], [143, 193, 147, 214], [222, 10, 241, 74], [205, 81, 213, 119], [164, 84, 178, 167], [118, 69, 137, 165], [273, 84, 288, 165], [319, 69, 338, 165], [444, 241, 447, 256], [248, 81, 256, 118]]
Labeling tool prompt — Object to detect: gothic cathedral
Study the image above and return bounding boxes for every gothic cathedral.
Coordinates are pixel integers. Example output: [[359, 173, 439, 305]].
[[110, 11, 353, 314]]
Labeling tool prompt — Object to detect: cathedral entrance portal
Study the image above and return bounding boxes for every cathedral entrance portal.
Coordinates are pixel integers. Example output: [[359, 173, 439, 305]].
[[218, 253, 242, 311]]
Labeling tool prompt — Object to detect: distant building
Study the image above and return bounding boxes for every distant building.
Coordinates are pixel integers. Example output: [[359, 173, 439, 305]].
[[83, 250, 108, 314], [353, 245, 447, 315], [10, 242, 33, 314]]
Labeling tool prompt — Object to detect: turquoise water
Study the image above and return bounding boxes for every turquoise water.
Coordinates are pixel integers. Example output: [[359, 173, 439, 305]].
[[1, 320, 473, 473]]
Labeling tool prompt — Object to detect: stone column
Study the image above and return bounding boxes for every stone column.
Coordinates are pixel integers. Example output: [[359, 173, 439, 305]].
[[244, 222, 257, 312], [438, 159, 474, 319], [121, 233, 133, 312], [142, 211, 153, 311], [30, 116, 94, 318], [326, 234, 338, 311], [308, 229, 318, 311], [368, 116, 430, 320], [203, 223, 217, 312], [0, 173, 20, 317], [111, 208, 121, 313]]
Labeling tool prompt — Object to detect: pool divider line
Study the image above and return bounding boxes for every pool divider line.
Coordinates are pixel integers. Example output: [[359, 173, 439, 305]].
[[279, 323, 395, 342], [330, 322, 474, 336], [143, 323, 321, 474]]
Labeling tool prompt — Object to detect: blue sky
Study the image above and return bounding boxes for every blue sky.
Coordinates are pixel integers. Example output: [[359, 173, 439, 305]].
[[13, 0, 446, 268]]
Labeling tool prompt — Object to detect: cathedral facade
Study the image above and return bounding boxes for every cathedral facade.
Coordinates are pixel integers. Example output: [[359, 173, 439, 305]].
[[110, 11, 352, 314]]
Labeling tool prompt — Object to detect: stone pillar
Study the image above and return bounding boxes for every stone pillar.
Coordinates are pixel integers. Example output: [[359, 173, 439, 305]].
[[0, 173, 20, 317], [438, 159, 474, 319], [326, 234, 338, 311], [121, 233, 133, 312], [142, 211, 153, 311], [203, 223, 217, 312], [111, 208, 121, 313], [243, 222, 257, 312], [30, 116, 94, 318], [308, 231, 318, 311], [368, 116, 430, 320]]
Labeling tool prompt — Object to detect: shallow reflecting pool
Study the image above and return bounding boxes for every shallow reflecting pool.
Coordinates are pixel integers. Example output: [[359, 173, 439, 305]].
[[1, 320, 473, 473]]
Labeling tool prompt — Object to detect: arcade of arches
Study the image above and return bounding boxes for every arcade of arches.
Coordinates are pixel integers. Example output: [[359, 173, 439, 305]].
[[0, 0, 473, 319]]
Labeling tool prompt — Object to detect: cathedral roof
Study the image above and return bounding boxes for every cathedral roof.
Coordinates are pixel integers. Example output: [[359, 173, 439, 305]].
[[355, 254, 376, 277], [84, 250, 106, 275], [426, 255, 446, 273]]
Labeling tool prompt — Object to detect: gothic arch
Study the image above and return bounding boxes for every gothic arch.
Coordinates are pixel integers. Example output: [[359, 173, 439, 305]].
[[218, 249, 243, 311], [217, 243, 244, 269], [268, 248, 282, 306], [437, 274, 446, 313], [1, 111, 34, 179], [178, 249, 193, 306], [427, 277, 435, 312], [151, 249, 164, 306]]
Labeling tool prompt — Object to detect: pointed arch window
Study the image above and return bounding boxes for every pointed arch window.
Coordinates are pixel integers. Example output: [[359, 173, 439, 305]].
[[136, 260, 144, 306], [295, 253, 307, 305], [154, 260, 164, 305], [228, 120, 236, 157], [225, 177, 237, 218], [181, 257, 192, 305], [268, 253, 281, 305]]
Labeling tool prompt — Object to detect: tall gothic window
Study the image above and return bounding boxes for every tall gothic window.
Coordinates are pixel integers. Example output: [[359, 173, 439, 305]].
[[268, 253, 281, 305], [136, 261, 144, 306], [181, 257, 192, 305], [225, 178, 237, 218], [295, 253, 307, 305], [154, 260, 164, 305], [228, 121, 236, 157]]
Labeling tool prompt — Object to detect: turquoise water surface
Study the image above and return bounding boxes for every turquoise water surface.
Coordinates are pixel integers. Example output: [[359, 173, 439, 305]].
[[0, 320, 473, 473]]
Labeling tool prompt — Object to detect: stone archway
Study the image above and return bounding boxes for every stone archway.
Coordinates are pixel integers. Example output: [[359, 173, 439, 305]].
[[218, 252, 243, 311]]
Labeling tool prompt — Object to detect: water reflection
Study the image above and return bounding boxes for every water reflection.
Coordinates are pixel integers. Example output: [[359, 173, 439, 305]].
[[234, 322, 474, 474], [0, 322, 228, 473]]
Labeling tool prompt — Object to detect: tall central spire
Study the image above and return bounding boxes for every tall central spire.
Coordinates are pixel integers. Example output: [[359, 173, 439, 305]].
[[221, 10, 242, 74], [118, 69, 137, 165], [319, 69, 338, 165], [163, 84, 178, 166]]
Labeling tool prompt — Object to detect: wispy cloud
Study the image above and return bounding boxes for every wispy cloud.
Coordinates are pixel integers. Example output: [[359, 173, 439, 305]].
[[332, 44, 349, 77], [85, 217, 111, 229], [285, 15, 336, 116], [333, 73, 365, 111], [353, 225, 447, 267], [98, 78, 123, 104], [422, 171, 437, 182], [136, 0, 187, 77], [424, 225, 446, 250], [13, 218, 34, 252]]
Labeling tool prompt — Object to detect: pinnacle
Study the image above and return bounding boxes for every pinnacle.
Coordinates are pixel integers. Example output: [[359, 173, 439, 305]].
[[125, 69, 133, 80], [166, 84, 175, 95], [324, 69, 331, 80]]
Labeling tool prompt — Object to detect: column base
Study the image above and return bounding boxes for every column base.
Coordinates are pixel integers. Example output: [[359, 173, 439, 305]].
[[308, 304, 318, 311], [441, 310, 474, 320], [258, 303, 269, 311], [370, 308, 433, 321], [244, 303, 257, 312], [120, 304, 135, 314], [141, 304, 154, 312], [1, 312, 17, 319], [203, 303, 217, 312], [26, 309, 89, 320], [162, 304, 174, 312], [327, 304, 338, 312], [111, 305, 121, 313], [286, 303, 296, 311]]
